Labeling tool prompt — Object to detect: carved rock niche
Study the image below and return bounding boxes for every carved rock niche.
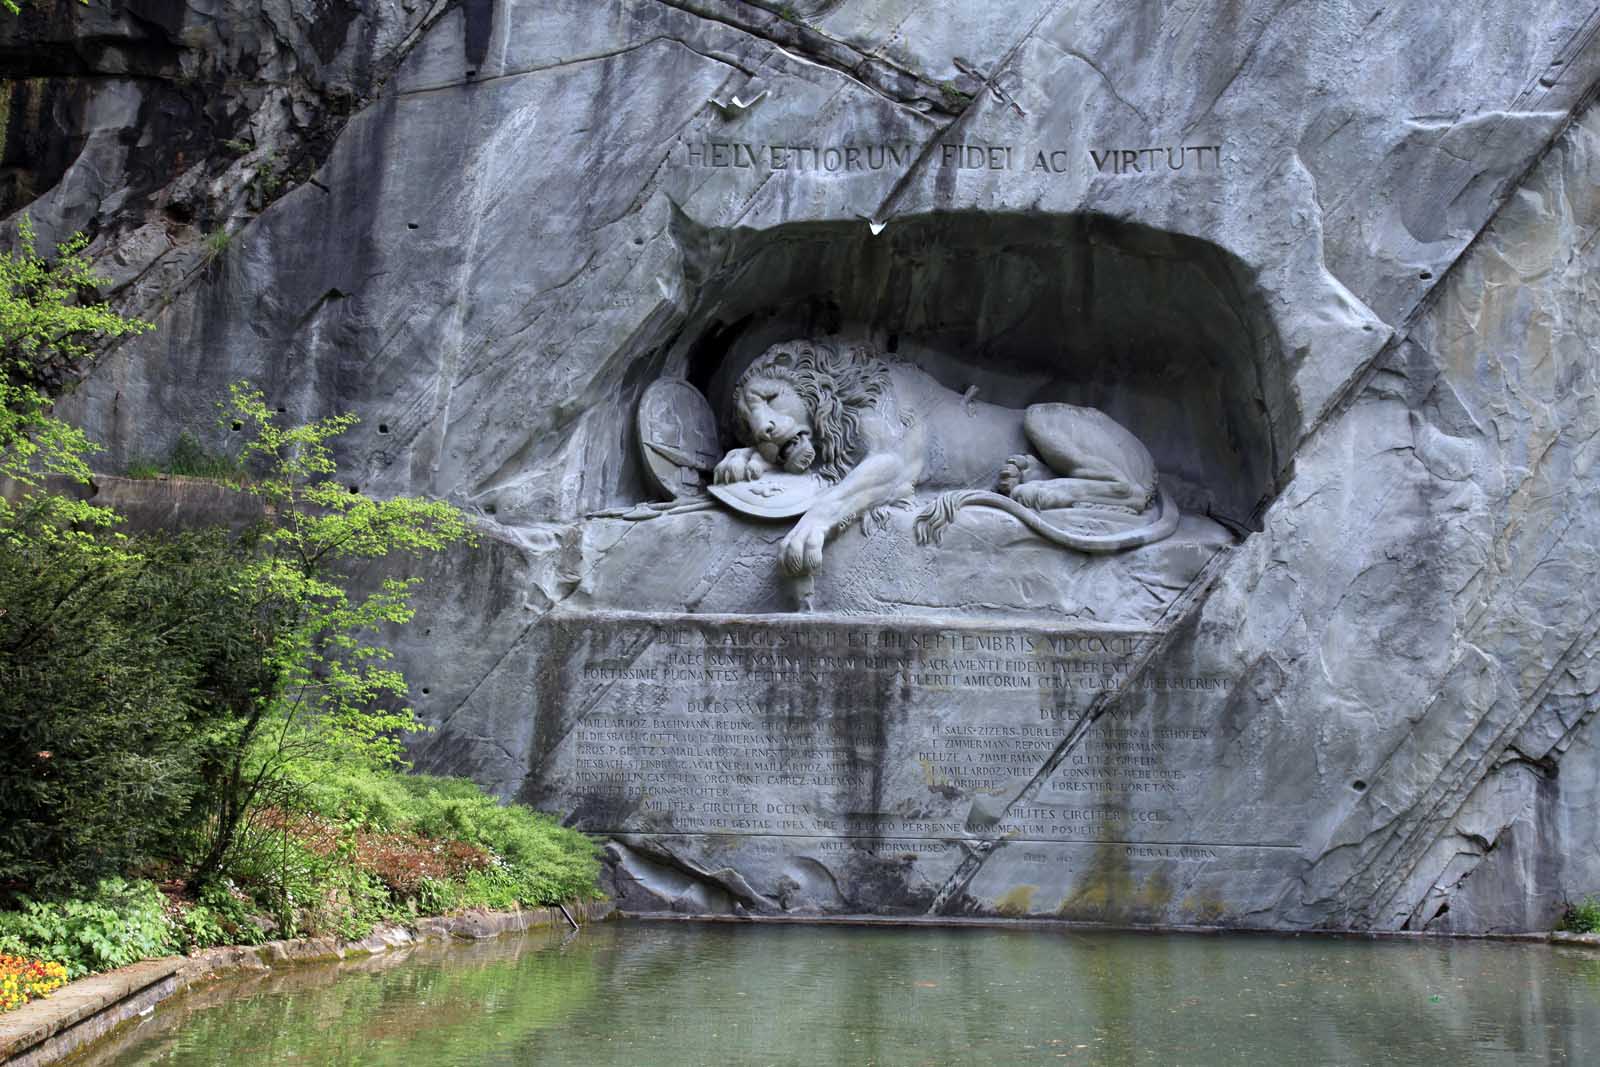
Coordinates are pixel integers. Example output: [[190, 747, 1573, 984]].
[[576, 211, 1294, 626]]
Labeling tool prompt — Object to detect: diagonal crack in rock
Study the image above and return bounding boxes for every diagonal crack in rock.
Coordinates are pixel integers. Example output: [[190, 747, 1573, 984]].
[[926, 548, 1234, 916]]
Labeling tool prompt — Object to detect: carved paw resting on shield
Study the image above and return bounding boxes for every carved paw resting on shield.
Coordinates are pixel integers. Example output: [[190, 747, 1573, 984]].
[[780, 514, 828, 576], [714, 446, 773, 484]]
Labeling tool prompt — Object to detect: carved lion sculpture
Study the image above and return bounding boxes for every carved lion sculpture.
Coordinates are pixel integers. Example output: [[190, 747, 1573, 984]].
[[713, 339, 1179, 576]]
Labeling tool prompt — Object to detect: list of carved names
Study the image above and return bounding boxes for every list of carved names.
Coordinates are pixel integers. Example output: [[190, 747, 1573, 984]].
[[560, 617, 1227, 844]]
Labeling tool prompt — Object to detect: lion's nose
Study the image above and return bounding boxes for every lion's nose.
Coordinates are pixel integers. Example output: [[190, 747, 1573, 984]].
[[762, 420, 777, 437]]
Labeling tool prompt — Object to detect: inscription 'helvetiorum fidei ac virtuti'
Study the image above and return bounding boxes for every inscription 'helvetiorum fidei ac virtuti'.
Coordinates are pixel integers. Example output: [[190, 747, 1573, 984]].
[[683, 141, 1225, 176]]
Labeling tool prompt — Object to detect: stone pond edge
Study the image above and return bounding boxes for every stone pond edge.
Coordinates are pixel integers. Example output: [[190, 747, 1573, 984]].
[[626, 910, 1600, 947], [6, 903, 1595, 1065], [0, 899, 615, 1067]]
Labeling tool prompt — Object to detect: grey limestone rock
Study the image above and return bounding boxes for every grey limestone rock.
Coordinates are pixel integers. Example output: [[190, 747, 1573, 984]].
[[7, 0, 1600, 931]]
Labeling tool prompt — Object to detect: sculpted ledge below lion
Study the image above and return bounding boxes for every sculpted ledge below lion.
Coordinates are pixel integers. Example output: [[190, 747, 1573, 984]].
[[707, 340, 1180, 577]]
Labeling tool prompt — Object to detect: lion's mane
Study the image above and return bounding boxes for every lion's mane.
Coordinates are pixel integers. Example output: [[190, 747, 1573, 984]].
[[734, 340, 890, 483]]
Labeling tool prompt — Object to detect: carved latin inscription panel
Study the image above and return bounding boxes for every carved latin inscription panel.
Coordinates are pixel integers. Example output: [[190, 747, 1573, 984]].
[[536, 613, 1271, 852]]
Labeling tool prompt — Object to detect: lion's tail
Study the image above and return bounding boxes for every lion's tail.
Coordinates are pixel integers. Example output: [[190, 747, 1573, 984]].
[[913, 487, 1181, 553]]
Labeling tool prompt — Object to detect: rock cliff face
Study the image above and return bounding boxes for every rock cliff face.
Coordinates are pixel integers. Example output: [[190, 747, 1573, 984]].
[[6, 0, 1600, 932]]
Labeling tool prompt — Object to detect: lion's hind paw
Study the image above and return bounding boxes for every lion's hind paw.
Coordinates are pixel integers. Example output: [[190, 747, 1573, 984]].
[[997, 454, 1037, 495]]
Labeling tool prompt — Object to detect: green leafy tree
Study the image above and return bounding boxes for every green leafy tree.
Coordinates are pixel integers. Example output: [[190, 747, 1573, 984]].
[[0, 215, 169, 894], [2, 215, 150, 495], [0, 217, 472, 907], [187, 384, 473, 884]]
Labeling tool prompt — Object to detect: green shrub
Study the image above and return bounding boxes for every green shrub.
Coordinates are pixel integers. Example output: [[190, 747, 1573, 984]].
[[0, 768, 600, 976], [125, 432, 243, 482], [0, 879, 175, 979], [221, 820, 337, 938], [295, 768, 600, 906], [332, 868, 395, 940], [412, 875, 462, 915], [173, 883, 265, 952], [1559, 896, 1600, 933], [174, 901, 228, 951], [202, 228, 232, 262]]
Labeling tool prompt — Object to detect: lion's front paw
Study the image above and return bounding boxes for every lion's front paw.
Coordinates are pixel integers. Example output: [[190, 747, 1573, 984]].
[[780, 516, 828, 576], [714, 447, 772, 484]]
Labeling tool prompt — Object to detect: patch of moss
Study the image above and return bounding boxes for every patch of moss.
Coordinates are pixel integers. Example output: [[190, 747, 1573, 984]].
[[939, 81, 974, 109], [1057, 841, 1135, 921], [1180, 891, 1229, 925], [995, 884, 1038, 917]]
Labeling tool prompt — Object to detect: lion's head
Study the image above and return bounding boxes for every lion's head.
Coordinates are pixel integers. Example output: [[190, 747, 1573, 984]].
[[731, 340, 890, 483]]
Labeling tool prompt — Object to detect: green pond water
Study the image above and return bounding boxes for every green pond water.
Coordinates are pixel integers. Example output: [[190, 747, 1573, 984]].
[[79, 922, 1600, 1066]]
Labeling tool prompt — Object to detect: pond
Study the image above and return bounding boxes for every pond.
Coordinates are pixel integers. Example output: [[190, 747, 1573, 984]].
[[80, 922, 1600, 1065]]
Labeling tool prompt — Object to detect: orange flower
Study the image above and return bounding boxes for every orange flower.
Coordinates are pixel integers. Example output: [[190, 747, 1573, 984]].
[[0, 955, 68, 1013]]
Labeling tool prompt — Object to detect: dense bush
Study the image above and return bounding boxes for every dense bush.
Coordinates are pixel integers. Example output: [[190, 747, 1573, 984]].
[[296, 767, 604, 908], [171, 883, 266, 952], [0, 879, 175, 979], [1, 382, 474, 897], [295, 769, 602, 908], [180, 769, 600, 941], [1558, 896, 1600, 933], [125, 431, 245, 481], [0, 775, 599, 979], [0, 525, 257, 894], [1, 214, 194, 894]]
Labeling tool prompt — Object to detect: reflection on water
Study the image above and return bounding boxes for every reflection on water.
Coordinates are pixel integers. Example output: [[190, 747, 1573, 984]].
[[81, 923, 1600, 1066]]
